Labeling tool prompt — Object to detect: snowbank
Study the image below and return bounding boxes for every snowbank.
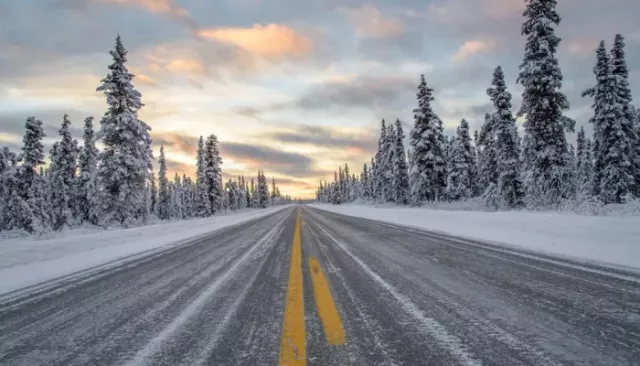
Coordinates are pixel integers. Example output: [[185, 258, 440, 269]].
[[0, 206, 291, 296], [309, 204, 640, 270]]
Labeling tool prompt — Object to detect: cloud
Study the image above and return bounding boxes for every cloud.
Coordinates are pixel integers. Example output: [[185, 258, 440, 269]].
[[453, 40, 495, 62], [197, 24, 312, 59], [152, 131, 197, 156], [97, 0, 197, 29], [269, 124, 376, 154], [166, 58, 208, 76], [338, 5, 404, 39], [279, 74, 415, 111]]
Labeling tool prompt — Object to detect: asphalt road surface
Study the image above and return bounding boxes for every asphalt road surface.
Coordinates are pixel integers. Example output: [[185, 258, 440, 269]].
[[1, 206, 639, 365]]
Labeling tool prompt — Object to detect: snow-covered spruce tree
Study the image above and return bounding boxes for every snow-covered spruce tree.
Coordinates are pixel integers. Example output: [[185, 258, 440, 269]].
[[96, 35, 153, 226], [610, 34, 640, 197], [170, 173, 183, 219], [251, 177, 258, 208], [409, 74, 447, 204], [194, 136, 211, 217], [157, 145, 170, 220], [76, 117, 99, 225], [487, 66, 525, 208], [477, 114, 498, 195], [447, 119, 475, 201], [382, 124, 396, 203], [373, 120, 386, 201], [149, 172, 157, 215], [48, 115, 79, 230], [361, 163, 372, 200], [583, 41, 636, 204], [575, 126, 594, 194], [518, 0, 574, 206], [0, 147, 23, 231], [331, 172, 341, 204], [258, 171, 270, 208], [392, 119, 410, 204], [204, 134, 223, 213], [17, 117, 49, 232], [271, 177, 277, 205]]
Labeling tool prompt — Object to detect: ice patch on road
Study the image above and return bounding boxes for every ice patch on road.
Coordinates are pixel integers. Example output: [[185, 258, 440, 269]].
[[314, 222, 483, 366]]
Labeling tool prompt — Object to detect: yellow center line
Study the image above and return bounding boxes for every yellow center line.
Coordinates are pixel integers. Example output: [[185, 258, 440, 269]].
[[278, 208, 306, 366], [308, 256, 346, 345]]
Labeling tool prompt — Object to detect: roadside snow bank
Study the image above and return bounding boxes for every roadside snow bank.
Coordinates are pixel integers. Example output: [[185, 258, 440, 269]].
[[0, 206, 291, 295], [309, 204, 640, 270]]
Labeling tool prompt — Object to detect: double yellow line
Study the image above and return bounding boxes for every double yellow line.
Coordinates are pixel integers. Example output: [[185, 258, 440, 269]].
[[278, 208, 345, 366]]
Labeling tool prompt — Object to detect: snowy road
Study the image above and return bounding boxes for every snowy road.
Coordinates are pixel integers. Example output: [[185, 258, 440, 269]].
[[1, 206, 639, 365]]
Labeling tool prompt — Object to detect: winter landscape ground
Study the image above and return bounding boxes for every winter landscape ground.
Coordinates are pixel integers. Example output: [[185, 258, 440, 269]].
[[2, 0, 640, 365]]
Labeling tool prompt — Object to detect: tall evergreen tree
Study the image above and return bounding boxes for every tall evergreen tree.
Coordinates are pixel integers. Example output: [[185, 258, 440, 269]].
[[488, 66, 524, 207], [477, 114, 499, 194], [194, 136, 211, 217], [409, 75, 447, 204], [518, 0, 574, 204], [96, 35, 153, 226], [257, 170, 270, 208], [575, 126, 594, 195], [373, 120, 386, 200], [583, 41, 636, 203], [48, 115, 79, 230], [204, 134, 223, 213], [361, 163, 372, 200], [392, 119, 410, 204], [76, 117, 99, 225], [447, 119, 475, 201], [17, 117, 49, 232], [610, 34, 640, 197], [157, 145, 170, 220]]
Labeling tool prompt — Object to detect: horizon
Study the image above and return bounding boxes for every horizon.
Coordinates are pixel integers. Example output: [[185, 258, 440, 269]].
[[1, 0, 639, 199]]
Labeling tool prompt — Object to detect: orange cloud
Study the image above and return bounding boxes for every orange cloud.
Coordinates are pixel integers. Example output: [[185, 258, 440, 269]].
[[453, 40, 495, 62], [197, 24, 312, 59], [166, 59, 208, 76], [338, 5, 404, 39], [98, 0, 196, 28]]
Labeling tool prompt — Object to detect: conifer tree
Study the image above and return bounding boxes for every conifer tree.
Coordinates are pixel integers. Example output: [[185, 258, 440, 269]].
[[409, 75, 447, 203], [157, 145, 170, 220], [361, 163, 371, 200], [204, 135, 223, 213], [583, 41, 636, 203], [48, 115, 79, 230], [76, 117, 99, 224], [477, 114, 498, 194], [392, 119, 410, 204], [447, 119, 475, 201], [488, 66, 524, 207], [17, 117, 49, 232], [610, 34, 640, 197], [518, 0, 574, 204], [96, 35, 153, 226]]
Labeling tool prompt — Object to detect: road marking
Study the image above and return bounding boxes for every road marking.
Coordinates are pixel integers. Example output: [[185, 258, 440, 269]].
[[278, 208, 306, 366], [308, 257, 346, 345]]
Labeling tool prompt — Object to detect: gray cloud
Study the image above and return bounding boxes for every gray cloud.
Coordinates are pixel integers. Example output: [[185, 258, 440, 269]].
[[269, 124, 377, 154], [279, 74, 415, 111]]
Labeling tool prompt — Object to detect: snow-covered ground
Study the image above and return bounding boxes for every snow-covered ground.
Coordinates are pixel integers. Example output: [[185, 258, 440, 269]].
[[0, 206, 291, 296], [309, 204, 640, 270]]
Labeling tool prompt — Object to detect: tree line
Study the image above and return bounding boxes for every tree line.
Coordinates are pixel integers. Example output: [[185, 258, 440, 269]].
[[317, 0, 640, 209], [0, 35, 292, 234]]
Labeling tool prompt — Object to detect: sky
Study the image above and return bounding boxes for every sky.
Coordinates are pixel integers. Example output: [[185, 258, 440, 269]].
[[0, 0, 639, 198]]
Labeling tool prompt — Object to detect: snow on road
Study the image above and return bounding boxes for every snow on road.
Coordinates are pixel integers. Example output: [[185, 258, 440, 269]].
[[309, 204, 640, 270], [0, 206, 291, 296]]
